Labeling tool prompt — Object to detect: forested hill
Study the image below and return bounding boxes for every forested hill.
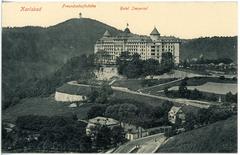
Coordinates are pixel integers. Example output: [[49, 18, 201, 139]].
[[2, 18, 121, 109], [180, 36, 237, 63]]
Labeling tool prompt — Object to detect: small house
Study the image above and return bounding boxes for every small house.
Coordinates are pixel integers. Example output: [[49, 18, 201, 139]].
[[168, 106, 186, 124], [86, 117, 120, 136], [124, 125, 149, 141]]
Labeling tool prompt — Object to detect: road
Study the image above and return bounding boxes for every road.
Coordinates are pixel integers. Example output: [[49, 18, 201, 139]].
[[138, 78, 184, 92], [112, 86, 211, 108], [68, 81, 212, 109], [113, 133, 166, 153]]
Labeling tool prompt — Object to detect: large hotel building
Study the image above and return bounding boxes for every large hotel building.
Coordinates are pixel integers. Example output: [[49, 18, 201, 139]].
[[94, 26, 181, 65]]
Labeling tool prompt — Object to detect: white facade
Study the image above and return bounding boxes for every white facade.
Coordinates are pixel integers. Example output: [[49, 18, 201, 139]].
[[55, 91, 86, 102], [168, 106, 186, 124], [94, 27, 181, 65]]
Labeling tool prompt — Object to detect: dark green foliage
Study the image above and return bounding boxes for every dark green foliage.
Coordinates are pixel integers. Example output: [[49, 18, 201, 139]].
[[178, 79, 188, 98], [184, 112, 197, 131], [87, 105, 107, 119], [4, 115, 91, 152], [105, 99, 173, 128], [2, 18, 121, 109], [161, 52, 174, 68], [16, 115, 49, 131], [190, 89, 203, 100], [3, 54, 95, 109], [192, 58, 233, 64], [111, 126, 126, 145], [206, 94, 218, 102], [225, 92, 237, 103], [196, 106, 233, 125], [90, 125, 126, 151], [105, 103, 138, 124], [87, 82, 113, 104], [122, 53, 143, 78], [142, 59, 159, 75], [116, 53, 174, 78], [180, 36, 237, 63], [94, 125, 112, 150]]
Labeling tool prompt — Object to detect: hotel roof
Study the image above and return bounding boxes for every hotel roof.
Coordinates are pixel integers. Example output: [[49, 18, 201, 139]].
[[150, 27, 160, 35]]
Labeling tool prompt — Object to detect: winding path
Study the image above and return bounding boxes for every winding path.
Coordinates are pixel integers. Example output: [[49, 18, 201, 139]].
[[68, 81, 212, 109]]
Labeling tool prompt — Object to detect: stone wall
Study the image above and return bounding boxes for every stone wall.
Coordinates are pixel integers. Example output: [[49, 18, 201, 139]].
[[55, 91, 85, 102]]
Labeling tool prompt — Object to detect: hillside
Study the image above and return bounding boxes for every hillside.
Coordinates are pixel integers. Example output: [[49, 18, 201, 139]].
[[180, 36, 237, 63], [2, 18, 121, 109], [157, 116, 237, 153]]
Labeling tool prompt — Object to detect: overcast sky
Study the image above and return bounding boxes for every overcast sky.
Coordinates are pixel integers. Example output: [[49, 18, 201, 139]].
[[2, 2, 237, 39]]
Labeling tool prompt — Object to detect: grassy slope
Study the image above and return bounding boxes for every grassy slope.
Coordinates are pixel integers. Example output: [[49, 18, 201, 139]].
[[2, 95, 96, 123], [157, 116, 237, 153]]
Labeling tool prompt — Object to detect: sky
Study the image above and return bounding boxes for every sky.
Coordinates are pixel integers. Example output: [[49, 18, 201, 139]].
[[2, 2, 237, 39]]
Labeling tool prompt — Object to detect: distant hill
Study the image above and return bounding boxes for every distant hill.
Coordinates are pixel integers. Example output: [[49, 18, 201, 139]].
[[180, 36, 237, 63], [157, 116, 237, 153], [2, 18, 121, 108]]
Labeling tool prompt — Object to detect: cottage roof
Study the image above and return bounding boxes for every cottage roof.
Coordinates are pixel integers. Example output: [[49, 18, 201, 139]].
[[88, 117, 119, 126], [169, 106, 182, 114]]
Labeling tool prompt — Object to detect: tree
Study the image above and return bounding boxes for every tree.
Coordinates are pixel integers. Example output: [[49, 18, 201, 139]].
[[225, 92, 237, 103], [123, 62, 142, 78], [105, 103, 138, 124], [122, 54, 143, 78], [111, 126, 126, 146], [207, 94, 218, 102], [142, 59, 160, 75], [94, 125, 112, 150], [197, 108, 211, 125], [161, 52, 174, 69], [179, 80, 188, 98], [116, 51, 131, 74], [164, 87, 169, 96], [184, 112, 197, 131], [87, 105, 107, 119], [190, 88, 203, 100], [87, 90, 99, 103], [87, 83, 113, 104]]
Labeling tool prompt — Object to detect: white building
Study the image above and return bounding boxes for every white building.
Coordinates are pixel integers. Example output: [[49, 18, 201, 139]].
[[54, 83, 88, 102], [168, 106, 186, 124], [94, 26, 181, 65], [86, 117, 120, 136]]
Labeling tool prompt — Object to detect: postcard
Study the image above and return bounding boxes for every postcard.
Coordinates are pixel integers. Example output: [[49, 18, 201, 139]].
[[2, 1, 237, 153]]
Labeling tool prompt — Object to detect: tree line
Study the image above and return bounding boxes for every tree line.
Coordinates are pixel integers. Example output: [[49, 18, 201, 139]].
[[115, 52, 174, 78], [2, 115, 126, 153]]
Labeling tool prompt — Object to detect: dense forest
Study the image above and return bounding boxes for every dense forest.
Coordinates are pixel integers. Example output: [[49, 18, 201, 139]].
[[2, 17, 237, 109], [180, 36, 237, 62]]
